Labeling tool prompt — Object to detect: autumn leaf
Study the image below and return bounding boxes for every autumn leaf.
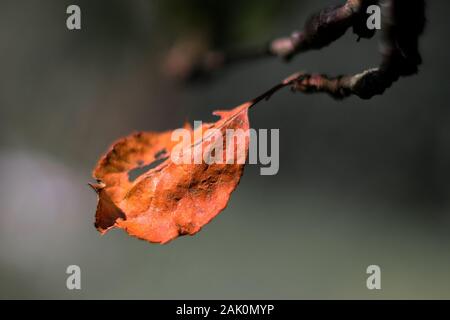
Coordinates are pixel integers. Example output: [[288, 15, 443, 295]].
[[90, 79, 297, 244], [91, 102, 255, 244]]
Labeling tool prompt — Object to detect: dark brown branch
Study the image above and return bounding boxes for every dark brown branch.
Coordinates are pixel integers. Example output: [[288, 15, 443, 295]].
[[169, 0, 426, 100], [176, 0, 379, 79], [284, 68, 387, 99], [287, 0, 426, 99], [269, 0, 379, 60]]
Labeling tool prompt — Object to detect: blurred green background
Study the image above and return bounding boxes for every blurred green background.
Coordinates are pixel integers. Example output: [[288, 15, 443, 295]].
[[1, 0, 450, 299]]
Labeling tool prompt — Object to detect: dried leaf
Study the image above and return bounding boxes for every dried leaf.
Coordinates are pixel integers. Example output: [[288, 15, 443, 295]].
[[91, 77, 297, 244], [91, 101, 252, 244]]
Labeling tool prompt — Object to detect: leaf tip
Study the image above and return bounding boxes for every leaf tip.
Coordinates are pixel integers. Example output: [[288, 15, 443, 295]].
[[88, 181, 106, 193]]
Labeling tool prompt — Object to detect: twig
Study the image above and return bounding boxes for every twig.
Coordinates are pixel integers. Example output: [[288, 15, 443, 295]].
[[178, 0, 426, 100], [269, 0, 379, 60], [287, 0, 426, 99]]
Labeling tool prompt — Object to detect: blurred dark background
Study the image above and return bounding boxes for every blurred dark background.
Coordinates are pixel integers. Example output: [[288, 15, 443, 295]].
[[1, 0, 450, 299]]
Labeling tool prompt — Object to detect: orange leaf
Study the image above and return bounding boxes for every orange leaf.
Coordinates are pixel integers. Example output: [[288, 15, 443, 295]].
[[91, 78, 297, 244], [91, 101, 252, 244]]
